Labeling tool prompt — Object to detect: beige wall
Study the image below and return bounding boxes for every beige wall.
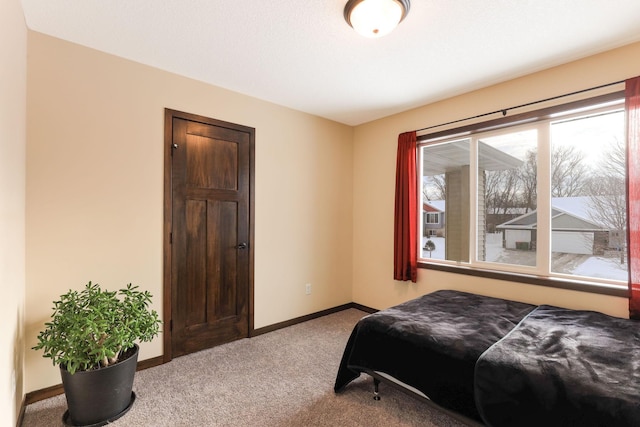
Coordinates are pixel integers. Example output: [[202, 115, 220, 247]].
[[352, 41, 640, 316], [1, 0, 27, 424], [20, 20, 640, 400], [25, 32, 354, 392]]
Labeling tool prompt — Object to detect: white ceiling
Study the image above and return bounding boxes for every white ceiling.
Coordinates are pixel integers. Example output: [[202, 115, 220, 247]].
[[20, 0, 640, 126]]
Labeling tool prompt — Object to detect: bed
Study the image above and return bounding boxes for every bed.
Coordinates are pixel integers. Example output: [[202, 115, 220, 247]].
[[333, 290, 536, 423], [334, 290, 640, 426], [475, 304, 640, 426]]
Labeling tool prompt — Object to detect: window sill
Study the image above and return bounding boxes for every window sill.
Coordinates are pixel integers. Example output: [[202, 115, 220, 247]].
[[417, 262, 628, 298]]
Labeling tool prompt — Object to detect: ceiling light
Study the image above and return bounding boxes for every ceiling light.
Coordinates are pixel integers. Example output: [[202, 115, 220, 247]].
[[344, 0, 410, 38]]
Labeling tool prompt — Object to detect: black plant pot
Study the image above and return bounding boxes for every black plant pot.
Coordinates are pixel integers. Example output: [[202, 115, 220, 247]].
[[60, 344, 139, 426]]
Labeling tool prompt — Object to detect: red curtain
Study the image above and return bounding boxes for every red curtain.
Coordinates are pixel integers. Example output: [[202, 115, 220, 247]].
[[394, 131, 418, 282], [627, 76, 640, 319]]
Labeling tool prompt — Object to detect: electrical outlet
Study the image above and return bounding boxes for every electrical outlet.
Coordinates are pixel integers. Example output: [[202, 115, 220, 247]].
[[305, 283, 312, 295]]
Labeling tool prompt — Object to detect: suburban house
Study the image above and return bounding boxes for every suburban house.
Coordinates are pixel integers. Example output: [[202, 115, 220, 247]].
[[4, 1, 640, 426], [423, 200, 445, 237], [497, 197, 610, 255], [427, 196, 617, 257]]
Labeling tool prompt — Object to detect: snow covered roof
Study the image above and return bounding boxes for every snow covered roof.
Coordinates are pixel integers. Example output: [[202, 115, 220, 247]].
[[551, 196, 595, 221], [424, 200, 445, 212], [496, 197, 605, 230]]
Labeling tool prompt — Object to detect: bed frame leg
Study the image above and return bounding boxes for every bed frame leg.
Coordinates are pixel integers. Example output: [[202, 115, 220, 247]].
[[373, 378, 381, 401]]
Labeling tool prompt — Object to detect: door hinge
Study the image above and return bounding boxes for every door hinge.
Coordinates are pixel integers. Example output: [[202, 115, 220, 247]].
[[169, 232, 172, 244]]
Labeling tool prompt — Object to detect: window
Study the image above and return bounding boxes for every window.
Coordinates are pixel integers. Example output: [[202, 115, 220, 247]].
[[418, 94, 628, 292], [425, 213, 439, 224]]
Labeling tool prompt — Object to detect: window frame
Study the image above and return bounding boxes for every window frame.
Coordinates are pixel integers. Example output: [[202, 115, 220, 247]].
[[416, 91, 628, 298]]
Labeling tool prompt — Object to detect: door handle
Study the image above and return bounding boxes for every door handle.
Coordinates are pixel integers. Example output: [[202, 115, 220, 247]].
[[237, 242, 247, 250]]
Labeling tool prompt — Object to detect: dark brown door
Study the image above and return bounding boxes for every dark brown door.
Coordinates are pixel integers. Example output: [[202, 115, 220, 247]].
[[165, 110, 253, 359]]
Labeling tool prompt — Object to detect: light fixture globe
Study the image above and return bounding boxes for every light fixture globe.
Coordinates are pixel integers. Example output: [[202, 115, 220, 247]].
[[344, 0, 410, 38]]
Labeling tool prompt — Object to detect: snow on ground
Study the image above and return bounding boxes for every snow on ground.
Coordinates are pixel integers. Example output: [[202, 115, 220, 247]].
[[421, 234, 628, 281], [572, 256, 628, 281], [421, 236, 445, 259]]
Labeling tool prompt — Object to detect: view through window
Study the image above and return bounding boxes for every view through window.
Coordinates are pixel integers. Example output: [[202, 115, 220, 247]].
[[419, 98, 627, 288]]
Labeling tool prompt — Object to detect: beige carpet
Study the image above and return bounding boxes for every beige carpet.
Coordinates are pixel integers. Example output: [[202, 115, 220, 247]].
[[23, 309, 469, 426]]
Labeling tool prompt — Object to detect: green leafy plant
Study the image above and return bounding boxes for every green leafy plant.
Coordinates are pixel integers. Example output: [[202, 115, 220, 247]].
[[33, 281, 162, 374]]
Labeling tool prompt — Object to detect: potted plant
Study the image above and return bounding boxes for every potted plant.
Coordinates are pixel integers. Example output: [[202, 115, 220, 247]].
[[33, 281, 161, 426]]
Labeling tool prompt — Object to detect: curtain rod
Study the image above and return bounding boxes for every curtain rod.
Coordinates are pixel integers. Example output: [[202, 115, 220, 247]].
[[414, 79, 625, 134]]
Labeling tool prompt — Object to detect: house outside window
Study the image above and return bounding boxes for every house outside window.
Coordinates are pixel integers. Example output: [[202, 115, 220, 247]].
[[418, 94, 627, 292], [422, 201, 445, 238]]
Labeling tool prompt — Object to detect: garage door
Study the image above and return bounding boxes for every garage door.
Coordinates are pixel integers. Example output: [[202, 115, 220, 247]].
[[552, 231, 593, 255]]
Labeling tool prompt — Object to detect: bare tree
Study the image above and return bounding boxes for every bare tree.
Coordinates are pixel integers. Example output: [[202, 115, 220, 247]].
[[484, 168, 523, 232], [514, 145, 589, 210], [485, 169, 521, 214], [586, 138, 627, 264], [423, 174, 446, 201], [599, 137, 626, 179], [518, 150, 538, 212], [551, 145, 589, 197]]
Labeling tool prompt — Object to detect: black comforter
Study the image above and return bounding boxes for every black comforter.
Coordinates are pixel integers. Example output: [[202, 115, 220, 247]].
[[475, 305, 640, 427], [334, 290, 535, 421]]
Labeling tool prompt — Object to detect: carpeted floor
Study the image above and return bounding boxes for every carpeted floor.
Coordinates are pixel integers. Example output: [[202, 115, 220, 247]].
[[23, 309, 468, 426]]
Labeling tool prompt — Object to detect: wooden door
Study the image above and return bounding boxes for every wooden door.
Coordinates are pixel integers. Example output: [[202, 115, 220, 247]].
[[164, 109, 254, 359]]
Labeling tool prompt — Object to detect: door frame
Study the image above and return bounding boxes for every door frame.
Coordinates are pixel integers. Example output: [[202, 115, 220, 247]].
[[163, 108, 255, 362]]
